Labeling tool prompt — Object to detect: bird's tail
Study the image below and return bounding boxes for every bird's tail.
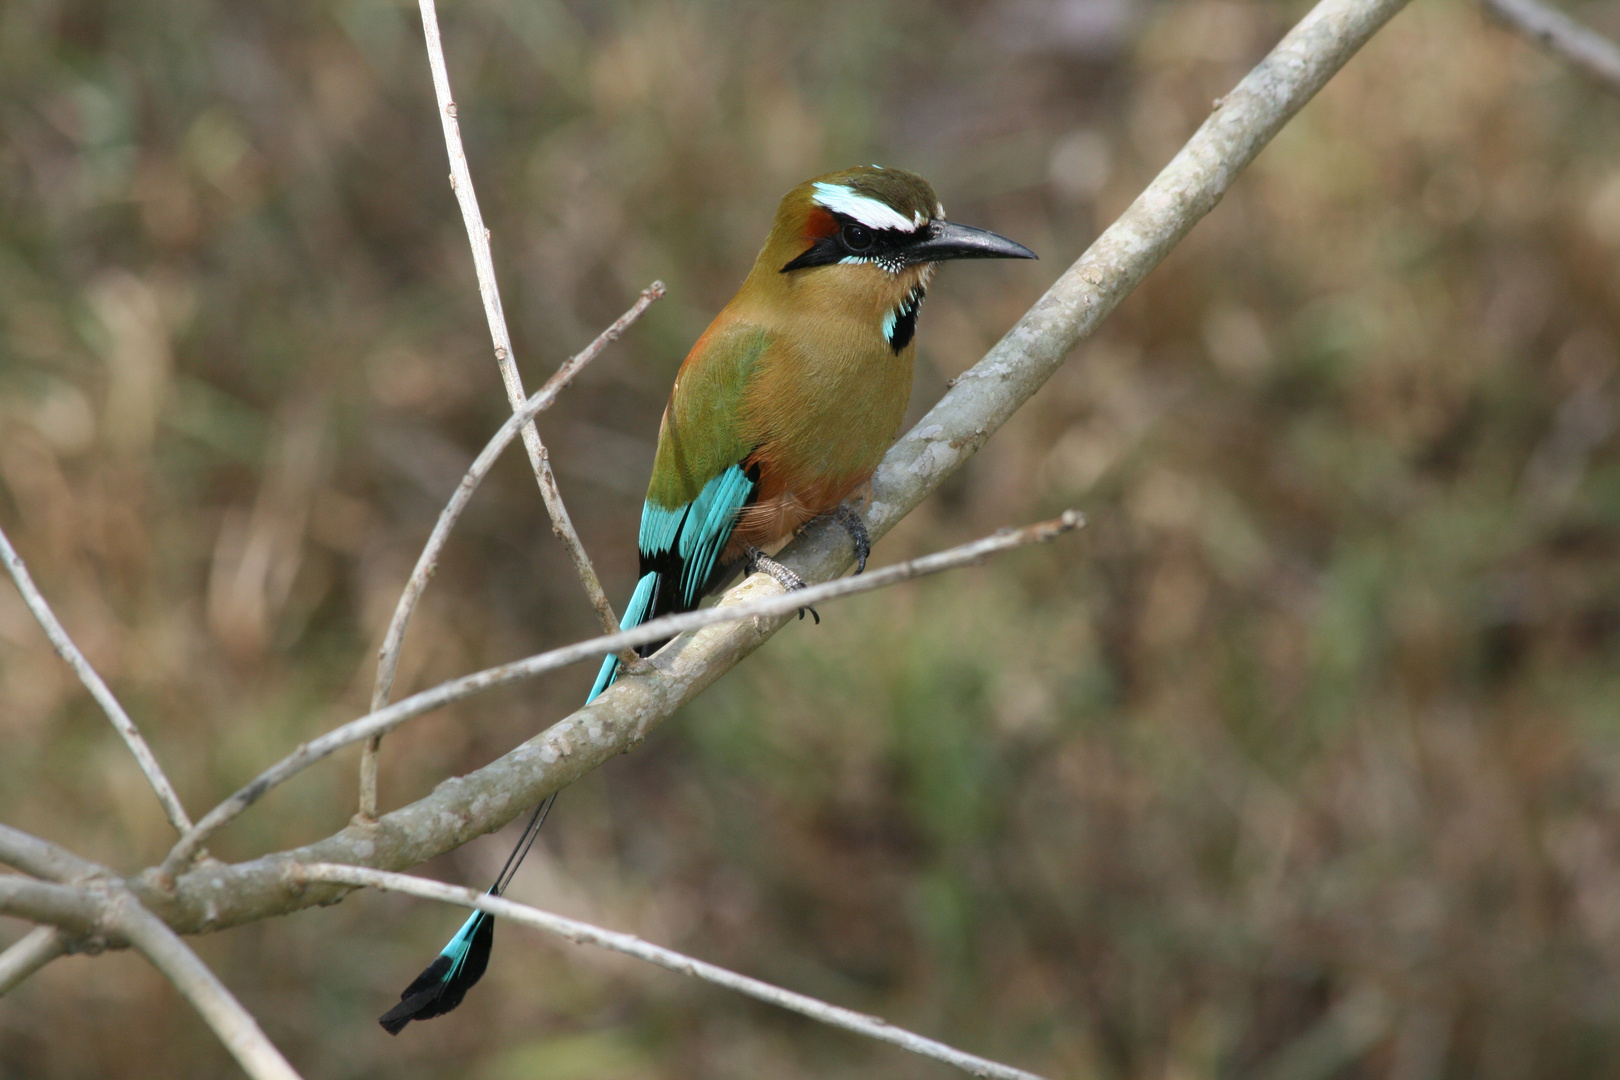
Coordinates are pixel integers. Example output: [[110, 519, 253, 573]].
[[378, 570, 662, 1034], [586, 569, 659, 699], [377, 794, 552, 1033]]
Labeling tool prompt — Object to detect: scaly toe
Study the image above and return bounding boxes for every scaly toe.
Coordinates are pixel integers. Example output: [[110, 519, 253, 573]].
[[745, 547, 818, 622]]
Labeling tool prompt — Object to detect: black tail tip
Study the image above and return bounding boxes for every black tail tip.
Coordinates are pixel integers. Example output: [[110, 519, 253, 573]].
[[378, 1003, 419, 1037], [378, 915, 494, 1034], [378, 953, 454, 1034]]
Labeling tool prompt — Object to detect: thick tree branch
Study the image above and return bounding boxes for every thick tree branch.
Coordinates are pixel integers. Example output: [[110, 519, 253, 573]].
[[128, 0, 1410, 938], [0, 525, 193, 834], [1482, 0, 1620, 92], [300, 864, 1047, 1080], [160, 514, 1080, 879]]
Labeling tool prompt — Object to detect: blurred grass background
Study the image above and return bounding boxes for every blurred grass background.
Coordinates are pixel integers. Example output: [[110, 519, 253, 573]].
[[3, 0, 1620, 1076]]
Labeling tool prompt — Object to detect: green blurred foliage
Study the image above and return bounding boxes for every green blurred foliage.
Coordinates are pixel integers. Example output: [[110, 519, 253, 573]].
[[3, 0, 1620, 1076]]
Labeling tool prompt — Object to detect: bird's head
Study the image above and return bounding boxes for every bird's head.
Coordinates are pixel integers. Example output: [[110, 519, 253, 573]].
[[767, 165, 1036, 276], [740, 166, 1035, 352]]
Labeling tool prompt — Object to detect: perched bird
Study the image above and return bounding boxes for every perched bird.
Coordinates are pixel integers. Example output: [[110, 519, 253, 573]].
[[380, 165, 1035, 1033]]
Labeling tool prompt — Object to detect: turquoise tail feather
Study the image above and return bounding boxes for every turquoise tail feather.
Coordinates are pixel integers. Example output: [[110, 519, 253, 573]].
[[588, 570, 659, 701]]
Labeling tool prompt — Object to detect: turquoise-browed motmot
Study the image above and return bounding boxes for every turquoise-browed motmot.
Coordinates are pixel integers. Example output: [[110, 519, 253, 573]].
[[380, 166, 1035, 1033]]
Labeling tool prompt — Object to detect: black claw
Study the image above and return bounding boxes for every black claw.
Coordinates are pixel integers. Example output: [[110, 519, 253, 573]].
[[799, 605, 821, 624], [834, 504, 870, 575]]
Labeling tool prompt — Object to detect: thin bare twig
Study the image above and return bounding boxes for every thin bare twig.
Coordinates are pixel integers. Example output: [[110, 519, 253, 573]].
[[161, 513, 1082, 880], [1482, 0, 1620, 92], [414, 0, 621, 638], [111, 892, 303, 1080], [0, 877, 102, 933], [358, 283, 665, 820], [0, 931, 61, 994], [0, 524, 193, 834], [390, 0, 643, 828], [0, 926, 66, 997], [0, 823, 103, 884], [299, 863, 1048, 1080]]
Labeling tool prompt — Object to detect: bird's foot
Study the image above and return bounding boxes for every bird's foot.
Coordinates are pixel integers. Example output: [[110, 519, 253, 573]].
[[745, 546, 819, 624], [832, 503, 871, 574]]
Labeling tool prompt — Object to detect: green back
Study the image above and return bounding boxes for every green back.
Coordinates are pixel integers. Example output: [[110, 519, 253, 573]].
[[645, 321, 769, 509]]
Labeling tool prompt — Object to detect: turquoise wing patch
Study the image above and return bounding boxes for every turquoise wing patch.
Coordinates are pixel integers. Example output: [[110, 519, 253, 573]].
[[593, 464, 753, 702], [639, 463, 754, 607], [674, 464, 753, 606]]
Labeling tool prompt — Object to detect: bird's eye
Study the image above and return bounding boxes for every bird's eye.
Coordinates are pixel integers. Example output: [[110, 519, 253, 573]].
[[841, 223, 873, 251]]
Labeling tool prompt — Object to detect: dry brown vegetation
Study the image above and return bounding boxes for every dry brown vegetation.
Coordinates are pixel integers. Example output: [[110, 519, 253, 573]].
[[4, 0, 1620, 1076]]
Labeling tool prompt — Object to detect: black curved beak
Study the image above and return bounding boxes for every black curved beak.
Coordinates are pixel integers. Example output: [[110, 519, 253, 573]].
[[903, 220, 1037, 266]]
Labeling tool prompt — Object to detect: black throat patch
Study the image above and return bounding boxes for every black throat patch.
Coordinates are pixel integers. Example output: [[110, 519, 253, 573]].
[[886, 284, 926, 353]]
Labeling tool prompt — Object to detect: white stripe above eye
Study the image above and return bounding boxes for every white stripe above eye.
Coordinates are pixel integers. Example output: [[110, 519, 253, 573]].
[[811, 182, 919, 233]]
